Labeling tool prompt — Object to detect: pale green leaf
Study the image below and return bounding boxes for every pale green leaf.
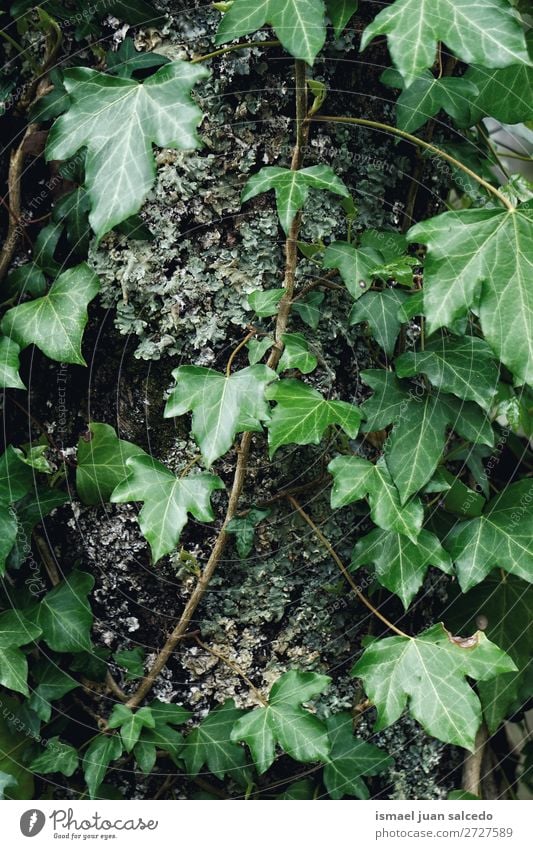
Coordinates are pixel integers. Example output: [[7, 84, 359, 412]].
[[352, 622, 516, 749], [183, 699, 251, 782], [38, 570, 95, 652], [242, 166, 349, 233], [445, 480, 533, 591], [351, 527, 452, 609], [323, 713, 392, 799], [266, 379, 361, 455], [407, 203, 533, 386], [327, 0, 358, 37], [395, 336, 499, 411], [1, 264, 100, 366], [164, 365, 276, 466], [111, 455, 224, 563], [215, 0, 327, 65], [46, 63, 209, 239], [278, 333, 317, 374], [83, 734, 123, 799], [108, 705, 156, 753], [76, 422, 147, 505], [329, 455, 423, 542], [381, 68, 479, 133], [231, 671, 331, 774], [30, 737, 79, 777], [349, 289, 407, 356], [361, 0, 530, 86], [323, 241, 383, 298], [0, 337, 24, 390]]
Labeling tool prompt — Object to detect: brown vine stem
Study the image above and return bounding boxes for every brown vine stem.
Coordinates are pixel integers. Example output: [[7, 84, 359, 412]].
[[312, 115, 514, 212], [287, 496, 410, 638], [194, 636, 267, 706], [125, 60, 309, 710], [462, 723, 488, 797], [226, 329, 256, 377]]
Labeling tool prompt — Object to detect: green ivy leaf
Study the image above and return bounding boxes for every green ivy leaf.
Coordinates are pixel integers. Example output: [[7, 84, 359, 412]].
[[108, 705, 156, 753], [349, 289, 407, 356], [242, 166, 349, 234], [448, 574, 533, 732], [114, 647, 145, 681], [323, 241, 383, 298], [30, 737, 79, 777], [215, 0, 327, 65], [227, 508, 270, 558], [266, 379, 361, 455], [7, 487, 68, 570], [184, 699, 251, 782], [278, 778, 315, 799], [1, 264, 100, 366], [0, 446, 34, 505], [247, 289, 283, 317], [407, 203, 533, 386], [352, 622, 516, 749], [292, 291, 324, 329], [135, 700, 191, 769], [0, 508, 18, 577], [164, 365, 276, 466], [0, 610, 41, 696], [395, 336, 499, 411], [361, 0, 530, 86], [0, 699, 34, 798], [111, 456, 225, 563], [45, 63, 209, 239], [329, 456, 423, 542], [445, 481, 533, 591], [323, 713, 392, 799], [0, 772, 18, 800], [37, 570, 95, 653], [231, 671, 331, 774], [83, 734, 123, 800], [247, 336, 274, 365], [360, 370, 494, 503], [278, 333, 317, 374], [458, 55, 533, 126], [381, 68, 479, 133], [327, 0, 358, 38], [0, 337, 24, 390], [52, 187, 91, 256], [351, 528, 452, 609], [28, 660, 79, 722], [76, 422, 147, 505]]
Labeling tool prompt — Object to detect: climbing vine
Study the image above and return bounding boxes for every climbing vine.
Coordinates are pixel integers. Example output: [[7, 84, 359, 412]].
[[0, 0, 532, 801]]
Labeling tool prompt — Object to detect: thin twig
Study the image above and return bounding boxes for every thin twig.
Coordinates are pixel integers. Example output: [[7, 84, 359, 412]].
[[462, 723, 488, 796], [287, 496, 410, 638], [193, 636, 267, 706]]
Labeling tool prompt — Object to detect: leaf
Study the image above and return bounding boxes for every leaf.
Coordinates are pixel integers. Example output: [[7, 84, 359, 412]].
[[0, 610, 40, 696], [360, 369, 494, 503], [0, 772, 18, 800], [0, 507, 18, 577], [352, 622, 516, 749], [0, 446, 34, 505], [329, 455, 423, 542], [76, 422, 147, 505], [215, 0, 327, 65], [395, 336, 499, 411], [37, 570, 95, 652], [83, 734, 123, 799], [45, 63, 209, 239], [1, 263, 100, 366], [247, 336, 274, 365], [0, 647, 29, 695], [242, 166, 349, 234], [136, 700, 191, 767], [227, 508, 270, 558], [327, 0, 358, 37], [361, 0, 530, 86], [292, 291, 324, 329], [351, 527, 452, 609], [105, 38, 169, 79], [448, 574, 533, 732], [0, 337, 24, 390], [30, 737, 79, 777], [247, 289, 283, 317], [407, 203, 533, 386], [445, 480, 533, 591], [183, 699, 251, 782], [381, 68, 479, 133], [28, 660, 79, 721], [349, 289, 407, 356], [323, 713, 392, 799], [231, 671, 331, 774], [0, 700, 34, 798], [278, 778, 315, 799], [111, 455, 225, 563], [459, 58, 533, 126], [7, 487, 68, 570], [278, 332, 317, 374], [323, 241, 383, 298], [52, 187, 91, 256], [164, 365, 276, 466], [114, 647, 145, 681], [266, 379, 361, 455], [6, 263, 47, 298], [108, 705, 156, 753]]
